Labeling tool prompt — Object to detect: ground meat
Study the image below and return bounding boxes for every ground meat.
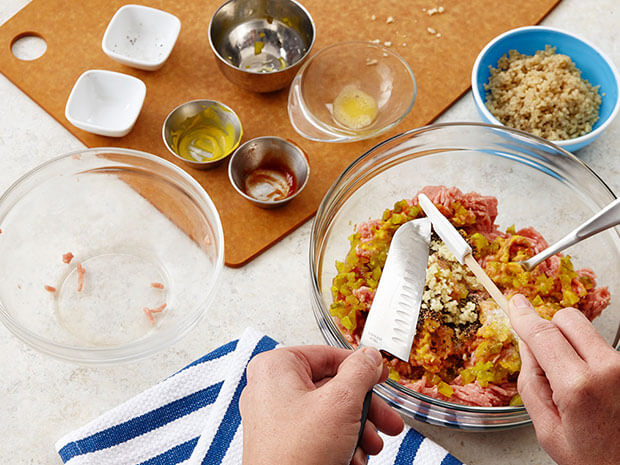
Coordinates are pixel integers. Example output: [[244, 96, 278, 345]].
[[76, 263, 85, 292], [143, 303, 167, 325]]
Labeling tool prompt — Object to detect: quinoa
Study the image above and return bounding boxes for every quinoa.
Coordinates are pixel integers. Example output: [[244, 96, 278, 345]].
[[484, 45, 601, 140]]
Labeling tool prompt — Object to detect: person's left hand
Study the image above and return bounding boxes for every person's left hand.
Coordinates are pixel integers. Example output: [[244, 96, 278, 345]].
[[240, 345, 404, 465]]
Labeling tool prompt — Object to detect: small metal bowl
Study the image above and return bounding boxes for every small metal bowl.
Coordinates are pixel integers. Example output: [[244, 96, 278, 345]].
[[228, 136, 310, 208], [209, 0, 315, 93], [162, 99, 243, 170]]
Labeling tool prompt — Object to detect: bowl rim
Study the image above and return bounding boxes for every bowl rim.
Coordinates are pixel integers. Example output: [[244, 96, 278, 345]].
[[309, 121, 619, 417], [161, 99, 244, 167], [227, 135, 310, 207], [471, 25, 620, 148], [288, 40, 417, 143], [207, 0, 316, 76], [0, 147, 225, 364]]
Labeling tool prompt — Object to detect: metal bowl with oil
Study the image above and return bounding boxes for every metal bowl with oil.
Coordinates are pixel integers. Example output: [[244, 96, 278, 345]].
[[209, 0, 315, 93], [162, 99, 243, 170]]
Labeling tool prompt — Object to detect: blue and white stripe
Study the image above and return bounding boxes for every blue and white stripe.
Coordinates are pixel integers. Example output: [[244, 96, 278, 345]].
[[56, 328, 463, 465]]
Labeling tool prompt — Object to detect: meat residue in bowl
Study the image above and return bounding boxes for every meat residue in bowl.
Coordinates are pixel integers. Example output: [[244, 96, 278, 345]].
[[244, 165, 297, 202]]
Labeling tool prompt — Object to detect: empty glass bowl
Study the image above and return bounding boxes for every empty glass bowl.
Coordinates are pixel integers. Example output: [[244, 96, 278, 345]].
[[288, 42, 416, 142], [0, 148, 224, 364], [309, 123, 620, 429]]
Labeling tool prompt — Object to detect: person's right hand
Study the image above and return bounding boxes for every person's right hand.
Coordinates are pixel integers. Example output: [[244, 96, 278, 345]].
[[508, 294, 620, 465], [239, 345, 404, 465]]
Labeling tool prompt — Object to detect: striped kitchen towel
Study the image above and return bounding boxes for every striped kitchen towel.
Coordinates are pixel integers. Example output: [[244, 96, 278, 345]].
[[56, 328, 464, 465]]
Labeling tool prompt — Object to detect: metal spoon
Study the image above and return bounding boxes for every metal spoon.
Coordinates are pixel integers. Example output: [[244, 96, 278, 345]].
[[519, 198, 620, 270]]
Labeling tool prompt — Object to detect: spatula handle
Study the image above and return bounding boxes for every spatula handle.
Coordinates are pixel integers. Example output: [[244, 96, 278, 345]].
[[464, 254, 509, 314]]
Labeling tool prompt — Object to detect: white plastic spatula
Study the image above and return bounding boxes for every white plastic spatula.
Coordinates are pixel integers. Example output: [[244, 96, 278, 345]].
[[418, 193, 510, 315]]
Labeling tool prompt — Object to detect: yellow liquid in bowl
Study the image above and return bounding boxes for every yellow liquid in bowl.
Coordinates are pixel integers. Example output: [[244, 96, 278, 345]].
[[333, 85, 378, 130], [170, 106, 237, 163]]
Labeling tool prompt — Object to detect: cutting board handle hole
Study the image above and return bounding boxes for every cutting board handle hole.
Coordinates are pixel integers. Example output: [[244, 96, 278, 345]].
[[11, 32, 47, 61]]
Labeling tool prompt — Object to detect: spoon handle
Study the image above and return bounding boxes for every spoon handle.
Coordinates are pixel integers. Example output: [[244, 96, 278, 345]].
[[524, 198, 620, 269]]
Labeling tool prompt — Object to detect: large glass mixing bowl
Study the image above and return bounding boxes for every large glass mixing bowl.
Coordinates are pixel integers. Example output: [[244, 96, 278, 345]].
[[0, 148, 224, 364], [309, 123, 619, 430]]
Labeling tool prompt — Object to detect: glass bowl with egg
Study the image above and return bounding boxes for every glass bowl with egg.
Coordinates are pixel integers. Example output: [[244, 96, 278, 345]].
[[309, 123, 620, 429], [288, 41, 416, 143]]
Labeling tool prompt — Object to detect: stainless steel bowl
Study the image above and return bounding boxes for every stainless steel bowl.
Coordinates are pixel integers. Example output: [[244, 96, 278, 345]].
[[162, 99, 243, 170], [228, 136, 310, 208], [209, 0, 315, 93]]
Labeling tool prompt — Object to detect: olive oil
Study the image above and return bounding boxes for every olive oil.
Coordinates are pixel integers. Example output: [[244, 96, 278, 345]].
[[170, 106, 237, 163]]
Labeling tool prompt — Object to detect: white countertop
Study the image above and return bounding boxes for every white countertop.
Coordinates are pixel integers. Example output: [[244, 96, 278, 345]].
[[1, 1, 618, 464]]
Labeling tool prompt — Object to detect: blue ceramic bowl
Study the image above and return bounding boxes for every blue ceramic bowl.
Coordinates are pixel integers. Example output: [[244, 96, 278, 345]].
[[472, 26, 619, 152]]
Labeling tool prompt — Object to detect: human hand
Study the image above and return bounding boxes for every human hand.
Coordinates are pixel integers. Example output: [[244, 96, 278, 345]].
[[508, 294, 620, 465], [240, 345, 404, 465]]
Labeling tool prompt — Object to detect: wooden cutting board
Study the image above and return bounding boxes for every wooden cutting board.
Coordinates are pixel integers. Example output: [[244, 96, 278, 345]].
[[0, 0, 560, 266]]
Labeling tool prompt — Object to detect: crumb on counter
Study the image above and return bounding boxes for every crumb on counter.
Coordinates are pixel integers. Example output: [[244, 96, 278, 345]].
[[151, 282, 165, 289], [484, 45, 601, 140], [366, 58, 378, 66], [384, 41, 392, 47], [44, 285, 56, 293], [427, 27, 436, 34], [62, 252, 74, 264], [371, 14, 376, 21], [386, 16, 394, 24], [427, 6, 445, 16]]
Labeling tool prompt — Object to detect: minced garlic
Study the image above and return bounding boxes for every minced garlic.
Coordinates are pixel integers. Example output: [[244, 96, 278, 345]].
[[420, 238, 482, 326]]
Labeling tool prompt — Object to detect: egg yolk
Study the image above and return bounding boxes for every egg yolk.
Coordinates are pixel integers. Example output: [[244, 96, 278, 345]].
[[333, 85, 378, 130]]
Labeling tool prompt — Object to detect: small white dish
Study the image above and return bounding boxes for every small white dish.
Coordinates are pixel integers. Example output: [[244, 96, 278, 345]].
[[65, 69, 146, 137], [102, 4, 181, 71]]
